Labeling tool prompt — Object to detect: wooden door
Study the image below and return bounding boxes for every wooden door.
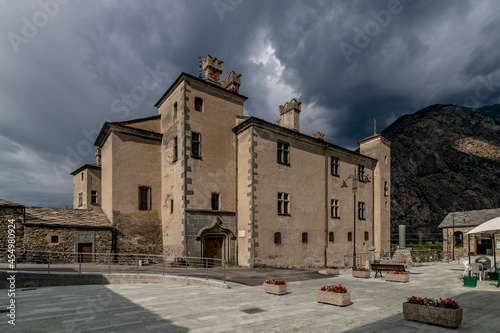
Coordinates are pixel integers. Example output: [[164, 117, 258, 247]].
[[204, 237, 223, 266], [78, 243, 93, 263]]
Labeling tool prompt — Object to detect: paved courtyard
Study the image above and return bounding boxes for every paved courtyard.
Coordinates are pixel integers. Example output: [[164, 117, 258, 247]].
[[1, 261, 499, 332]]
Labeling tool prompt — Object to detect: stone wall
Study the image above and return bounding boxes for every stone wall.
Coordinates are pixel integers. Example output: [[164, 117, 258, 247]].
[[0, 206, 25, 263]]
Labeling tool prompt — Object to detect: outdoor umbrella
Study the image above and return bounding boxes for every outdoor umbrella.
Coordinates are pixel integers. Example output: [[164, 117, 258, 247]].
[[467, 216, 500, 273]]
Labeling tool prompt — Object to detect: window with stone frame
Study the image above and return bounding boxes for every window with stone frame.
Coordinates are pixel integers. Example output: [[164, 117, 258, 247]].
[[364, 231, 369, 241], [348, 232, 352, 242], [329, 231, 334, 242], [139, 186, 151, 211], [330, 199, 339, 218], [277, 141, 290, 165], [358, 202, 366, 219], [331, 157, 340, 176], [50, 235, 59, 244], [194, 97, 203, 112], [211, 193, 220, 211], [454, 231, 463, 247], [302, 232, 308, 243], [358, 165, 365, 181], [91, 190, 97, 204], [274, 232, 282, 244], [384, 181, 389, 197], [277, 192, 290, 215], [78, 192, 83, 207], [173, 102, 178, 121], [191, 132, 201, 158], [173, 136, 178, 162]]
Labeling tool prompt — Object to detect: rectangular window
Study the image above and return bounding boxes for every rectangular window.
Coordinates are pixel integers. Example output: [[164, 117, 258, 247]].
[[277, 192, 290, 215], [173, 102, 178, 121], [78, 192, 83, 207], [191, 132, 201, 158], [173, 136, 178, 161], [277, 141, 290, 165], [91, 190, 97, 204], [364, 231, 369, 241], [302, 232, 308, 243], [330, 199, 339, 218], [195, 97, 203, 112], [170, 199, 174, 214], [81, 172, 84, 181], [139, 186, 151, 211], [358, 202, 366, 219], [358, 165, 365, 182], [50, 235, 59, 244], [331, 157, 340, 176], [211, 193, 220, 211], [348, 232, 352, 242], [274, 232, 281, 244], [329, 232, 334, 242]]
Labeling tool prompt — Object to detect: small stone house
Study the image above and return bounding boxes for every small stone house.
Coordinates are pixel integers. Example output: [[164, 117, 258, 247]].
[[0, 199, 113, 263], [438, 208, 500, 258]]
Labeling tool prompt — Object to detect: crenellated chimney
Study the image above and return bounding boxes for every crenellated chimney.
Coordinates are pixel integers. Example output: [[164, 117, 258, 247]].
[[95, 148, 101, 166], [222, 70, 242, 93], [277, 98, 301, 132], [313, 131, 325, 141], [202, 54, 223, 85]]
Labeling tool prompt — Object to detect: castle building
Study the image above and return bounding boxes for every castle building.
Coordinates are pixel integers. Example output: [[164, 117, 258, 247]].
[[72, 54, 391, 267]]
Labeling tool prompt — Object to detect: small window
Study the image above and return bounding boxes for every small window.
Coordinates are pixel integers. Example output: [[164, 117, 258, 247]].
[[364, 232, 369, 241], [173, 136, 178, 162], [274, 232, 282, 244], [329, 232, 334, 242], [331, 157, 340, 176], [348, 232, 352, 241], [277, 141, 290, 165], [191, 132, 201, 158], [139, 186, 151, 210], [211, 193, 220, 211], [78, 192, 83, 207], [302, 232, 308, 243], [454, 231, 463, 247], [277, 192, 290, 215], [81, 172, 84, 181], [358, 202, 366, 219], [330, 199, 339, 218], [358, 165, 365, 181], [195, 97, 203, 112], [170, 199, 174, 214], [384, 181, 389, 197], [51, 235, 59, 244], [173, 102, 178, 121], [91, 190, 97, 204]]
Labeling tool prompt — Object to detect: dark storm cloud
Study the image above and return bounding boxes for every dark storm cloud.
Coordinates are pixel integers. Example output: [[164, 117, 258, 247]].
[[1, 0, 500, 206]]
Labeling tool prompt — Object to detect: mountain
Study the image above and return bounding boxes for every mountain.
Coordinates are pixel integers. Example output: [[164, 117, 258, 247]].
[[477, 104, 500, 123], [381, 104, 500, 239]]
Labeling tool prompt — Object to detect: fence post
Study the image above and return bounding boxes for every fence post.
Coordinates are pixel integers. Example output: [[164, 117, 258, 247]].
[[185, 257, 188, 278], [223, 260, 226, 284], [79, 254, 82, 274], [136, 256, 139, 275], [47, 253, 50, 274], [108, 254, 111, 274], [162, 256, 165, 276], [206, 258, 208, 280]]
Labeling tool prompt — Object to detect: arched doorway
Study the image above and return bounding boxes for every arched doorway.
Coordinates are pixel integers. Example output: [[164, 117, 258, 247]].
[[196, 217, 235, 266]]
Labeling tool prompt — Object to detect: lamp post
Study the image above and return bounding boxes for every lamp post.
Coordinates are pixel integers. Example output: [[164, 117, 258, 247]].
[[341, 168, 370, 269], [451, 213, 455, 262]]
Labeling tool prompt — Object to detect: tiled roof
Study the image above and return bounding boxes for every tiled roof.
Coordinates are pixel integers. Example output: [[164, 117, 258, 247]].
[[0, 199, 24, 207], [438, 208, 500, 229], [25, 206, 112, 228]]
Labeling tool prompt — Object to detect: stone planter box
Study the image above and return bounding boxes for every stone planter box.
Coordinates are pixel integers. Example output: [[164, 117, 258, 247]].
[[326, 268, 340, 275], [385, 273, 409, 283], [413, 262, 422, 267], [352, 270, 371, 278], [315, 290, 350, 306], [263, 283, 287, 295], [403, 302, 462, 328]]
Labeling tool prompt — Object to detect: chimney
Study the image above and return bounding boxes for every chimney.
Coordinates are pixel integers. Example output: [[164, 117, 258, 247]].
[[202, 54, 223, 85], [95, 148, 101, 166], [313, 131, 325, 141], [222, 71, 242, 93], [277, 98, 301, 132]]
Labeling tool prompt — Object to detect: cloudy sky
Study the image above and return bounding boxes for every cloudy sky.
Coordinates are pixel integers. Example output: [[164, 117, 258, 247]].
[[1, 0, 500, 207]]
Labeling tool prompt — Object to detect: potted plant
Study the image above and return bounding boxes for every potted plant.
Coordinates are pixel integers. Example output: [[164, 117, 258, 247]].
[[315, 284, 350, 306], [413, 260, 422, 267], [463, 276, 478, 288], [352, 267, 371, 278], [403, 296, 462, 328], [263, 279, 287, 295], [385, 270, 410, 283], [325, 265, 339, 275]]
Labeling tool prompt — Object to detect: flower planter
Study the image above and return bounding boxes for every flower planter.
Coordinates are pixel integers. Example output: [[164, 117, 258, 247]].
[[385, 273, 409, 283], [263, 283, 287, 295], [403, 302, 462, 328], [463, 276, 477, 288], [352, 270, 371, 278], [326, 268, 340, 275], [315, 290, 350, 306], [413, 262, 422, 267]]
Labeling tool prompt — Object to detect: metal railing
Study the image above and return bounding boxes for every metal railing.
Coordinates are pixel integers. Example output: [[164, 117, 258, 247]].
[[0, 249, 226, 283]]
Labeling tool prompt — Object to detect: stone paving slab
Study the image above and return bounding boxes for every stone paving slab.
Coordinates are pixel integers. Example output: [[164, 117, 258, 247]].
[[1, 262, 499, 332]]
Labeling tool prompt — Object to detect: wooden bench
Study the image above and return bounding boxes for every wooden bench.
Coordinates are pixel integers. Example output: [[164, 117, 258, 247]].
[[370, 263, 406, 278]]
